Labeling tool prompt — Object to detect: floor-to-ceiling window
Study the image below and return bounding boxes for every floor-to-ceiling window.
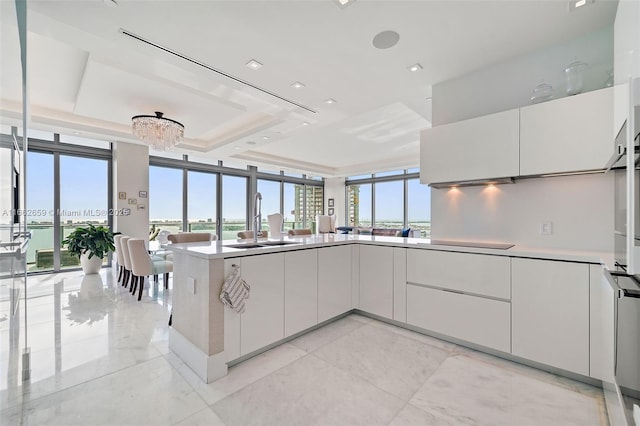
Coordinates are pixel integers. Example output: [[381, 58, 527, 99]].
[[187, 170, 217, 233], [347, 183, 371, 227], [283, 182, 300, 231], [257, 179, 280, 232], [1, 131, 113, 272], [149, 166, 183, 234], [374, 181, 403, 229], [407, 178, 431, 237], [346, 169, 430, 237], [25, 151, 54, 269], [60, 155, 109, 268], [305, 185, 324, 232], [222, 175, 247, 240]]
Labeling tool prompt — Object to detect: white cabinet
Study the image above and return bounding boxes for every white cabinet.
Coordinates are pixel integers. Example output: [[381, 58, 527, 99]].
[[393, 248, 407, 323], [359, 245, 394, 319], [589, 265, 615, 381], [284, 250, 318, 337], [512, 258, 589, 376], [239, 253, 285, 356], [406, 284, 511, 353], [407, 249, 511, 300], [420, 109, 519, 185], [318, 245, 352, 322], [519, 87, 613, 176]]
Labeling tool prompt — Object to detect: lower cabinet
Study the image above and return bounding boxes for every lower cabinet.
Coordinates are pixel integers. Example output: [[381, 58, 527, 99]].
[[511, 258, 589, 376], [284, 250, 318, 337], [359, 245, 394, 319], [318, 245, 352, 322], [406, 284, 511, 353], [239, 253, 285, 356]]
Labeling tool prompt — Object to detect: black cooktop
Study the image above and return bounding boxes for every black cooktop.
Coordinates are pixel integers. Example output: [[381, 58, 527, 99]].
[[429, 240, 515, 250]]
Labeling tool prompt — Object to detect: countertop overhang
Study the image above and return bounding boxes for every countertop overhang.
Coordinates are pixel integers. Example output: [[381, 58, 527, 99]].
[[166, 234, 613, 266]]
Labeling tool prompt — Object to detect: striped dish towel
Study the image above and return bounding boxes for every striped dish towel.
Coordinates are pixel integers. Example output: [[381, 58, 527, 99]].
[[220, 266, 250, 314]]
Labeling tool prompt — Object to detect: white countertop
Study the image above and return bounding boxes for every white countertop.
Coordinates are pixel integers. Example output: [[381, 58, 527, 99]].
[[166, 234, 614, 267]]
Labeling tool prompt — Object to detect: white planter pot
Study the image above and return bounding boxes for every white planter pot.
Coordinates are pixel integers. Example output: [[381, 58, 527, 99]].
[[80, 252, 103, 274]]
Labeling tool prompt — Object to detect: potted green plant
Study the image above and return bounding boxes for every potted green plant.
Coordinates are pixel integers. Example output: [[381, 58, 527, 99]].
[[62, 224, 116, 274]]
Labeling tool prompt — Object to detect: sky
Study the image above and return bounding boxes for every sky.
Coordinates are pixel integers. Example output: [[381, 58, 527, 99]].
[[24, 153, 430, 225]]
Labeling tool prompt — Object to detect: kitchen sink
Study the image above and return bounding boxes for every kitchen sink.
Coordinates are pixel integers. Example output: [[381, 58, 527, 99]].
[[258, 241, 300, 246], [224, 243, 266, 249], [224, 241, 301, 249]]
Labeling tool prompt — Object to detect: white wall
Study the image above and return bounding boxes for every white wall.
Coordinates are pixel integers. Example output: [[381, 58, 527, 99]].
[[324, 177, 345, 226], [432, 26, 613, 126], [431, 173, 613, 252], [614, 0, 640, 83], [113, 142, 149, 241]]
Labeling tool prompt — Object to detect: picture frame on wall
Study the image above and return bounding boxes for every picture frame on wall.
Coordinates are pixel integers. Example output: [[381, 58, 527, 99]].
[[139, 191, 147, 198], [328, 198, 334, 207], [137, 204, 146, 211], [128, 198, 137, 205], [328, 208, 334, 215], [118, 192, 126, 200]]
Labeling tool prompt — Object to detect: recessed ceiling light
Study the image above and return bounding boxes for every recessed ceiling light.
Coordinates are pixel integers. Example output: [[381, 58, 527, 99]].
[[246, 141, 257, 145], [234, 146, 241, 150], [407, 63, 423, 72], [334, 0, 356, 9], [262, 136, 270, 140], [569, 0, 593, 10], [372, 30, 400, 50], [302, 122, 310, 126], [291, 81, 306, 89], [324, 98, 337, 104], [246, 59, 263, 70]]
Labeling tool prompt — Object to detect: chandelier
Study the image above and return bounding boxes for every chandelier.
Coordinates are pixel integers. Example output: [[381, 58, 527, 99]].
[[131, 111, 184, 151]]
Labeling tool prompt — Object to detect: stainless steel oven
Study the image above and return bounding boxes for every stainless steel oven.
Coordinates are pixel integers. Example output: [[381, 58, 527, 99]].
[[606, 78, 640, 426], [603, 270, 640, 426]]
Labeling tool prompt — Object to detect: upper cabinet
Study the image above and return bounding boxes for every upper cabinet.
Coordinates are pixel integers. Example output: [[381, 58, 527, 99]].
[[420, 87, 615, 184], [420, 109, 520, 185], [519, 87, 613, 176]]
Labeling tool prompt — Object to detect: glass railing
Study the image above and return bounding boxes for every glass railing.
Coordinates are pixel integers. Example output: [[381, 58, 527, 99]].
[[26, 222, 110, 272]]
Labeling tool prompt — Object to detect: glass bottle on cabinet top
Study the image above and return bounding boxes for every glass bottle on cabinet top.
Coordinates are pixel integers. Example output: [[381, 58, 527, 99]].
[[564, 61, 587, 95]]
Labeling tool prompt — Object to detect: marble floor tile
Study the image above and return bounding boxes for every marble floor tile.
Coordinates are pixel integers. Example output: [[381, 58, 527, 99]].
[[1, 269, 607, 426], [365, 319, 462, 354], [0, 357, 207, 426], [410, 355, 606, 426], [166, 343, 307, 405], [211, 355, 405, 426], [454, 346, 605, 399], [174, 407, 226, 426], [388, 403, 465, 426], [313, 324, 449, 401], [288, 315, 364, 353]]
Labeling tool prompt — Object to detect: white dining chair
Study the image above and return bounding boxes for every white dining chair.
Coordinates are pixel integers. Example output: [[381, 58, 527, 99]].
[[237, 230, 268, 239], [267, 213, 284, 235], [113, 234, 125, 284], [119, 236, 133, 289], [127, 238, 174, 301]]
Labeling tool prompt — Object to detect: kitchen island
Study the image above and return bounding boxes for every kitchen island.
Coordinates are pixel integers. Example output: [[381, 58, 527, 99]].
[[167, 234, 612, 384]]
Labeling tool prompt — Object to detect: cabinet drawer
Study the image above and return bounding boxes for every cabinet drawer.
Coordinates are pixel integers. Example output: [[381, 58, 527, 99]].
[[407, 284, 511, 353], [407, 249, 511, 299]]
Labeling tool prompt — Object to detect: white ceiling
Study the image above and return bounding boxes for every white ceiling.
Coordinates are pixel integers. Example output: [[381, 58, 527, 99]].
[[0, 0, 618, 177]]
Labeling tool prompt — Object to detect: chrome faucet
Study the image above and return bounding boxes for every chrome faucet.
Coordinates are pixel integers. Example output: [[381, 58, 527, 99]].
[[253, 192, 262, 242]]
